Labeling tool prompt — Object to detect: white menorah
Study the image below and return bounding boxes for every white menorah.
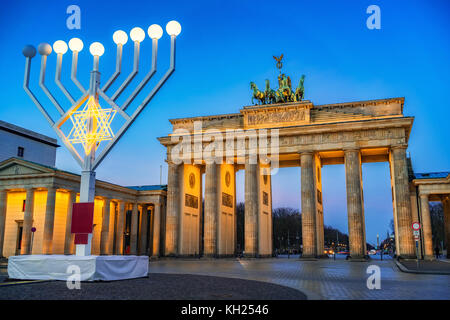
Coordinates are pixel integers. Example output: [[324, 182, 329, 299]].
[[21, 21, 181, 255]]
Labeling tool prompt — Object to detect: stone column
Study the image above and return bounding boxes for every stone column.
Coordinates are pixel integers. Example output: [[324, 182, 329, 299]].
[[165, 162, 180, 255], [390, 146, 415, 258], [21, 188, 35, 255], [100, 197, 111, 255], [419, 194, 433, 260], [152, 202, 162, 257], [0, 190, 8, 258], [42, 187, 57, 254], [245, 158, 258, 257], [443, 196, 450, 259], [139, 204, 148, 255], [115, 201, 125, 255], [64, 190, 77, 255], [300, 152, 317, 258], [344, 149, 366, 259], [204, 163, 218, 256], [130, 202, 139, 255]]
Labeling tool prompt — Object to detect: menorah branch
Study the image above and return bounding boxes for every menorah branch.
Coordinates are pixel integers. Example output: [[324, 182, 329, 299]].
[[56, 53, 76, 104], [71, 50, 87, 94], [102, 43, 123, 92], [39, 52, 65, 115]]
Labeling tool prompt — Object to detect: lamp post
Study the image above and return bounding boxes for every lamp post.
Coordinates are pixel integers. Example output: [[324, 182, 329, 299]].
[[22, 21, 181, 256]]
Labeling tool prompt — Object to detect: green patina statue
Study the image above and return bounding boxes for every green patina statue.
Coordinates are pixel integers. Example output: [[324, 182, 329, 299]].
[[264, 79, 277, 104], [250, 55, 305, 105], [250, 82, 265, 105], [294, 75, 305, 102]]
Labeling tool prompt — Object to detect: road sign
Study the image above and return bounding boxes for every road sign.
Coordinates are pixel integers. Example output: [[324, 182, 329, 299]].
[[413, 230, 420, 237], [31, 227, 36, 232], [412, 221, 421, 231]]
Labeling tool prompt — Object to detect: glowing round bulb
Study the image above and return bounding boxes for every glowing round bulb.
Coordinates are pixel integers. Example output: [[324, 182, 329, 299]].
[[53, 40, 68, 54], [89, 42, 105, 56], [148, 24, 163, 39], [68, 38, 84, 52], [130, 27, 145, 42], [113, 30, 128, 45], [166, 20, 181, 36]]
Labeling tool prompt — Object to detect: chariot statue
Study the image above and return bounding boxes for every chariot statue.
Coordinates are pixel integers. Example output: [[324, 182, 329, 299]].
[[250, 54, 305, 105]]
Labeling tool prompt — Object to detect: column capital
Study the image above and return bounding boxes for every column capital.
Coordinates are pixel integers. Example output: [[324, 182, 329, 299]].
[[391, 144, 408, 151], [419, 193, 429, 200], [299, 150, 314, 156], [343, 147, 360, 154]]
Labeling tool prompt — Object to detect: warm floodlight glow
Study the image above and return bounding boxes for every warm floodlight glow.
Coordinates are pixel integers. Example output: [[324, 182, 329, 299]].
[[113, 30, 128, 45], [67, 96, 116, 154], [68, 38, 84, 52], [89, 42, 105, 56], [148, 24, 163, 39], [130, 27, 145, 42], [166, 20, 181, 36], [53, 40, 68, 54]]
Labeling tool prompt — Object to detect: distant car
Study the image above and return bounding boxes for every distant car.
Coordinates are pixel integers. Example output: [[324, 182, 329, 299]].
[[369, 249, 377, 255]]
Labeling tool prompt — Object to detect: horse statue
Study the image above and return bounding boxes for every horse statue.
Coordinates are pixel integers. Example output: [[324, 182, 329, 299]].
[[250, 82, 265, 105], [277, 74, 294, 103], [294, 74, 305, 102], [264, 79, 277, 104]]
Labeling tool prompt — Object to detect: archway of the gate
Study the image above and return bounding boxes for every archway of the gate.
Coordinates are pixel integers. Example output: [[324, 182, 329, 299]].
[[159, 98, 419, 259]]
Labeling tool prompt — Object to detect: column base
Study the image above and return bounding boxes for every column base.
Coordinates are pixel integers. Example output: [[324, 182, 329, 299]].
[[423, 255, 435, 261], [397, 254, 417, 260], [299, 255, 318, 261], [243, 253, 258, 258], [346, 255, 368, 262]]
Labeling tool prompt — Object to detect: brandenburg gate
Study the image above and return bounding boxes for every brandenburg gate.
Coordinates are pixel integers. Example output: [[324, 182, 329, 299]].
[[158, 96, 417, 260]]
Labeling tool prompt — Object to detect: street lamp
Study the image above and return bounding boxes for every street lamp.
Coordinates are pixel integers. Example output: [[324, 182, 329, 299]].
[[22, 21, 181, 256]]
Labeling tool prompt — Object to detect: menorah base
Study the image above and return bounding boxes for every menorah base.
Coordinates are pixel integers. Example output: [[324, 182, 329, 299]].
[[7, 255, 148, 281]]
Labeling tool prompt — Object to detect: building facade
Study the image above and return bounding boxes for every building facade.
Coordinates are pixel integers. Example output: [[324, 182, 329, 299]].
[[0, 120, 59, 167], [159, 97, 450, 260], [0, 158, 166, 258], [1, 98, 449, 260]]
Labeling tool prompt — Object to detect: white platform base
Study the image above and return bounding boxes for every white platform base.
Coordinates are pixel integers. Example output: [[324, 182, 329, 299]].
[[7, 255, 149, 281]]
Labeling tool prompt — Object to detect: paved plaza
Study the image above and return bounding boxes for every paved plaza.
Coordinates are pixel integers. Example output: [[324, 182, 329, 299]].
[[0, 257, 449, 300], [148, 257, 450, 300]]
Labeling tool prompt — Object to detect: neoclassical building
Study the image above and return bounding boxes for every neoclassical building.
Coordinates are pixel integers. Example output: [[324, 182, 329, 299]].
[[158, 97, 450, 260], [0, 157, 166, 258]]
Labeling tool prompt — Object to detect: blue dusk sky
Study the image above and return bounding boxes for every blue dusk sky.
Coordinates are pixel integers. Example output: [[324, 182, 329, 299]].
[[0, 0, 449, 245]]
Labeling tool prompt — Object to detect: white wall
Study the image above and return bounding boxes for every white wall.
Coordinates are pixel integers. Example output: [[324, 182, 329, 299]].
[[0, 129, 57, 166]]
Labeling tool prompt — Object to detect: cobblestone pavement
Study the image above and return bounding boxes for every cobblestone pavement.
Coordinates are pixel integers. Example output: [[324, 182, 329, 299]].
[[148, 257, 450, 300], [0, 273, 306, 300]]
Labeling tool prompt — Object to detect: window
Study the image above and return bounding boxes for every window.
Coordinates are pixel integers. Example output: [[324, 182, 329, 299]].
[[22, 200, 26, 212], [17, 147, 24, 157]]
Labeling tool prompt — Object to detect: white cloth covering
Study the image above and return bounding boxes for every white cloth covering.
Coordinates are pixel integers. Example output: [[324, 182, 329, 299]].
[[7, 255, 148, 281]]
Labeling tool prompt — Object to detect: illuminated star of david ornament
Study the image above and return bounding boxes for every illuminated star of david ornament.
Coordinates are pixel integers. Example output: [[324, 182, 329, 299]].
[[67, 96, 116, 154]]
